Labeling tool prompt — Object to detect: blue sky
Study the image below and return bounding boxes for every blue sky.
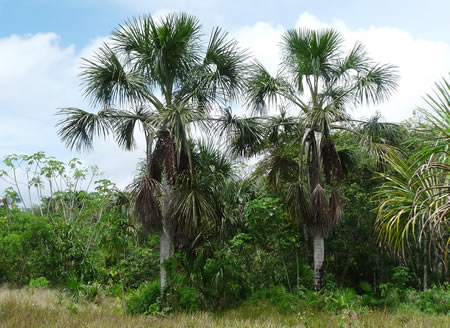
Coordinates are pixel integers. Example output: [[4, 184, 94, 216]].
[[1, 0, 449, 195], [1, 0, 449, 47]]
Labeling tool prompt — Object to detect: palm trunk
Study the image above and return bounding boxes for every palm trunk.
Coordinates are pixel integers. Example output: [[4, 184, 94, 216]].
[[160, 182, 174, 291], [160, 227, 174, 290], [313, 234, 324, 291]]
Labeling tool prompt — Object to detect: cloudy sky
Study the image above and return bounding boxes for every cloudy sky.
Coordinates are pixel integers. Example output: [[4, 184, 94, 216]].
[[1, 0, 449, 191]]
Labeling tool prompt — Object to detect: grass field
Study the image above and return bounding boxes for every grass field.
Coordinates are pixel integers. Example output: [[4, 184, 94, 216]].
[[0, 287, 449, 327]]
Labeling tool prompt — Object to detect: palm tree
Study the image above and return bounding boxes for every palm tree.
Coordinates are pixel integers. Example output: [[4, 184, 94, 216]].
[[57, 13, 248, 289], [243, 28, 398, 291], [376, 76, 449, 271]]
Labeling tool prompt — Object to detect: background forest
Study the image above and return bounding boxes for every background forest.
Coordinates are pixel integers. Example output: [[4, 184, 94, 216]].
[[0, 13, 448, 327]]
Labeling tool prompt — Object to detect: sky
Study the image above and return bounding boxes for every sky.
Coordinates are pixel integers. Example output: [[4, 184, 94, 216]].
[[0, 0, 449, 194]]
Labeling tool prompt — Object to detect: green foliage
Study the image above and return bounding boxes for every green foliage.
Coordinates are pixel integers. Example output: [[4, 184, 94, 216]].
[[250, 286, 298, 312], [29, 277, 50, 289], [0, 209, 55, 284], [174, 286, 201, 312], [127, 280, 161, 314], [392, 266, 411, 288], [63, 276, 102, 302], [410, 284, 450, 315], [324, 288, 362, 312]]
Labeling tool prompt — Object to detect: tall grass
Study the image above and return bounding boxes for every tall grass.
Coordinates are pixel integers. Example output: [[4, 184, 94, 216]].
[[0, 287, 448, 328]]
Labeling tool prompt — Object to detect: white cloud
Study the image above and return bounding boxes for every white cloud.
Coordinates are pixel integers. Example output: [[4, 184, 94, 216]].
[[294, 12, 450, 122], [0, 33, 144, 193], [229, 12, 450, 122], [231, 22, 284, 76]]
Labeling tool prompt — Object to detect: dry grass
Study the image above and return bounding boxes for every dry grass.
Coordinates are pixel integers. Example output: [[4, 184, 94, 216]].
[[0, 287, 448, 328]]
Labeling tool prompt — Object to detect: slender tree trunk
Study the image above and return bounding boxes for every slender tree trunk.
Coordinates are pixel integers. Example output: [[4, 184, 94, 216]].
[[423, 263, 428, 291], [160, 228, 174, 290], [313, 234, 325, 291], [160, 183, 174, 291]]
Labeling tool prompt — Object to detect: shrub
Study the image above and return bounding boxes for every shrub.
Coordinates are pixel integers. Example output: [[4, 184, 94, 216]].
[[127, 280, 161, 314], [250, 286, 298, 312], [414, 284, 450, 315], [324, 288, 362, 312], [175, 286, 200, 312], [63, 276, 101, 302], [29, 277, 50, 289]]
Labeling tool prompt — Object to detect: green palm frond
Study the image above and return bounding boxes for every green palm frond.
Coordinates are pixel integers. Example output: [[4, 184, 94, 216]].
[[375, 147, 423, 251], [214, 107, 266, 157], [281, 28, 343, 87], [192, 140, 234, 180], [357, 112, 404, 161], [337, 42, 371, 75], [81, 44, 148, 107], [199, 27, 249, 105], [56, 107, 113, 151], [113, 13, 202, 90], [113, 106, 155, 150], [245, 62, 288, 114], [258, 146, 298, 189], [355, 63, 399, 105], [170, 173, 218, 236], [266, 107, 299, 144]]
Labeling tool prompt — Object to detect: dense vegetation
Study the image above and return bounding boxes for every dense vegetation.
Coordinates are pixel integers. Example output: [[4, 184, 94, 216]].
[[0, 13, 448, 325]]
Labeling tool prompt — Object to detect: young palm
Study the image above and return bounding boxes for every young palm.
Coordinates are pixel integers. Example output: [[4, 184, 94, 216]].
[[244, 28, 398, 291], [376, 77, 449, 268], [57, 13, 248, 288]]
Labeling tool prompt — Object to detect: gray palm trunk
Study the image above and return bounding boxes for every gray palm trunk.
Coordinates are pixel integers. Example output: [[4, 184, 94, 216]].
[[313, 234, 325, 291], [160, 226, 174, 290], [160, 181, 174, 290], [312, 131, 325, 292]]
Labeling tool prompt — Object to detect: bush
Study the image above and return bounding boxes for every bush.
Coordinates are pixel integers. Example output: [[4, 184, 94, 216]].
[[324, 288, 363, 312], [250, 286, 298, 312], [413, 284, 450, 315], [175, 286, 200, 312], [0, 210, 55, 284], [63, 276, 101, 302], [29, 277, 50, 289], [127, 280, 161, 314]]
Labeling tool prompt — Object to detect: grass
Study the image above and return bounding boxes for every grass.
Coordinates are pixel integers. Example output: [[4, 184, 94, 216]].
[[0, 286, 449, 327]]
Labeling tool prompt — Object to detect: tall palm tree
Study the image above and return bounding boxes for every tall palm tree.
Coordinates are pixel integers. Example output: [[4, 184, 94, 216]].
[[243, 28, 398, 291], [57, 13, 248, 289]]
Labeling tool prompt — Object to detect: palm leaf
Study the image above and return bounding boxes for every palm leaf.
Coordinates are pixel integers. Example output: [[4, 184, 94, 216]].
[[56, 107, 113, 151]]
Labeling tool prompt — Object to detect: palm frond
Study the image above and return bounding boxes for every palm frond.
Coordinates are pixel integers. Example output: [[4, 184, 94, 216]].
[[280, 28, 343, 89], [286, 181, 311, 225], [113, 13, 202, 91], [113, 106, 155, 150], [355, 63, 399, 105], [81, 44, 148, 107], [170, 173, 218, 237], [309, 184, 332, 237], [56, 107, 113, 151], [245, 62, 287, 114], [196, 27, 249, 105], [127, 176, 162, 232], [214, 107, 266, 157]]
